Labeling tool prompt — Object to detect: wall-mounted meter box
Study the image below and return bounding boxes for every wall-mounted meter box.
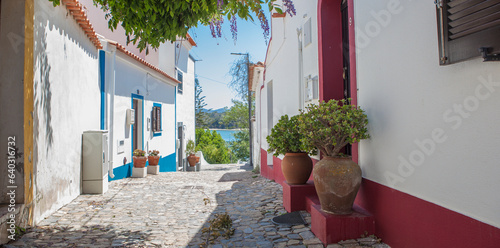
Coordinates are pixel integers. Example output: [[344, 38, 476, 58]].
[[126, 109, 135, 125], [82, 130, 109, 194]]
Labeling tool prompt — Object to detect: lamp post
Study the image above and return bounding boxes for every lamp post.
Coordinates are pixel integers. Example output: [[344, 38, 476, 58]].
[[230, 52, 252, 168]]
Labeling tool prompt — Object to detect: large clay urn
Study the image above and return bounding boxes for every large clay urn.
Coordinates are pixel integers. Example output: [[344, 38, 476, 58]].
[[282, 153, 313, 185], [313, 156, 362, 215]]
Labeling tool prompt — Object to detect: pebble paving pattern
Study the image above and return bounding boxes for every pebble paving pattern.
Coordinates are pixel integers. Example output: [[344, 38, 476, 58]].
[[4, 164, 390, 248]]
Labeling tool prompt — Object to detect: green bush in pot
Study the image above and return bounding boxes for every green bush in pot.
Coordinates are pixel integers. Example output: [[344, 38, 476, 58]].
[[186, 139, 199, 166], [266, 114, 316, 185], [298, 99, 370, 214]]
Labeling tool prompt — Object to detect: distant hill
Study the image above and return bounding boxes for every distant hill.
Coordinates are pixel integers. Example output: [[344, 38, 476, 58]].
[[204, 107, 227, 114], [201, 107, 236, 129]]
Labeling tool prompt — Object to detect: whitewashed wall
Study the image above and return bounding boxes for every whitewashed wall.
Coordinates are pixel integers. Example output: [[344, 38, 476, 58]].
[[158, 42, 176, 77], [175, 41, 196, 164], [32, 0, 100, 222], [112, 54, 176, 173], [260, 0, 319, 153], [251, 67, 265, 169], [354, 0, 500, 228]]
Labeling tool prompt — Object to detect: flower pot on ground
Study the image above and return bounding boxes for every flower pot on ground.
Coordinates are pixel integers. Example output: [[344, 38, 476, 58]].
[[186, 139, 199, 167], [148, 150, 160, 166], [133, 149, 147, 168], [298, 99, 370, 215], [267, 114, 316, 185]]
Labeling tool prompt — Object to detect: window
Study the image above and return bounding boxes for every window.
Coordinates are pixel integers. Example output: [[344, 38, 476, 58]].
[[177, 69, 183, 93], [305, 75, 319, 102], [436, 0, 500, 65], [304, 18, 312, 46], [152, 103, 162, 135]]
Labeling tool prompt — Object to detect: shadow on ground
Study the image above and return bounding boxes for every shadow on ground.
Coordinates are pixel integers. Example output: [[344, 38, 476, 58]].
[[2, 224, 159, 248], [186, 170, 286, 248]]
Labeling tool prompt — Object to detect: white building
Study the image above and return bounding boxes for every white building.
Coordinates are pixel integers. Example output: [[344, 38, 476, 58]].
[[174, 38, 197, 170], [0, 0, 196, 240], [255, 0, 500, 247]]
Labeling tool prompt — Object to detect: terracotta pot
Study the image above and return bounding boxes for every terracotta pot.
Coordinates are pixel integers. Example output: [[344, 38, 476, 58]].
[[187, 154, 198, 167], [313, 156, 362, 215], [133, 156, 147, 168], [282, 152, 313, 185], [148, 156, 160, 166]]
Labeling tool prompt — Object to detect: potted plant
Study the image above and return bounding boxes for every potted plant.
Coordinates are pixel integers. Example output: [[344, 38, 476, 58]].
[[186, 139, 199, 167], [298, 99, 370, 215], [148, 150, 160, 165], [266, 114, 316, 185], [133, 149, 147, 168]]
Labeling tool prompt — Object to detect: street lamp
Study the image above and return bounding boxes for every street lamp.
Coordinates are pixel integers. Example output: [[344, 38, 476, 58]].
[[230, 52, 252, 168]]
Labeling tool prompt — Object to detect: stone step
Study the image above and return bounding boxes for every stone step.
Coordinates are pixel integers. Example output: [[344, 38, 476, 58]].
[[283, 180, 376, 245]]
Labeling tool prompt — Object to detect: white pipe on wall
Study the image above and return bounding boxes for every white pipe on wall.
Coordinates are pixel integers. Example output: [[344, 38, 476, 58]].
[[102, 40, 116, 179]]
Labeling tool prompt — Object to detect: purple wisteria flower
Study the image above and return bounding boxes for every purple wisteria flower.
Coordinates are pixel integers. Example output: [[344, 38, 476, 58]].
[[283, 0, 296, 16], [230, 16, 237, 42]]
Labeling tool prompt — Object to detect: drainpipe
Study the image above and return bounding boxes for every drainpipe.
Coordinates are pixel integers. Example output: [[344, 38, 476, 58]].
[[101, 39, 116, 178], [297, 27, 304, 110], [109, 47, 116, 178]]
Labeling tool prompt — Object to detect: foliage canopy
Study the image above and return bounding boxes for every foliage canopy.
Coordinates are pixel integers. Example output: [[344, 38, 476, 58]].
[[48, 0, 295, 52]]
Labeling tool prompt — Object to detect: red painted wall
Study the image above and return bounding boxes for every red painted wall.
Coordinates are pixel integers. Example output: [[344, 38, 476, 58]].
[[355, 179, 500, 247], [317, 0, 344, 102], [273, 157, 284, 186]]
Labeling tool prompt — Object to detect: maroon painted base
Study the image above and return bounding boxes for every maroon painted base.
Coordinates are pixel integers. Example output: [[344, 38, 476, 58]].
[[283, 180, 316, 212], [310, 203, 375, 245], [356, 179, 500, 248]]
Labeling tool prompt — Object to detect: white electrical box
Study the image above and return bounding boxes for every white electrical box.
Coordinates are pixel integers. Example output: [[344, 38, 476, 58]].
[[127, 109, 135, 125], [82, 130, 109, 194]]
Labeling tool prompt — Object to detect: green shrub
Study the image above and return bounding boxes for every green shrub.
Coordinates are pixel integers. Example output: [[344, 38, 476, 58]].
[[195, 129, 231, 164], [298, 99, 370, 157], [229, 130, 249, 161], [266, 114, 316, 156]]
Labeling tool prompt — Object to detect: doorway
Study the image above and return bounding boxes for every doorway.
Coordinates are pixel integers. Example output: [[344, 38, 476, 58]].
[[131, 94, 143, 152], [177, 122, 184, 170], [341, 0, 352, 155]]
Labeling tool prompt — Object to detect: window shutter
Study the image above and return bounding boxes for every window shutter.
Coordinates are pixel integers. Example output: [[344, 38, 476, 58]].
[[152, 107, 157, 132], [156, 107, 161, 131], [437, 0, 500, 65]]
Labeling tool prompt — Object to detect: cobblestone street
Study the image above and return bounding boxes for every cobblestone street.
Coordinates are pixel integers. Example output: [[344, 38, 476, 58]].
[[4, 164, 389, 248]]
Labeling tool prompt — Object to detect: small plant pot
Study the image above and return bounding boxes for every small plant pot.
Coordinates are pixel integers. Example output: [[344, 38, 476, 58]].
[[187, 154, 198, 167], [133, 156, 147, 168], [148, 156, 160, 166]]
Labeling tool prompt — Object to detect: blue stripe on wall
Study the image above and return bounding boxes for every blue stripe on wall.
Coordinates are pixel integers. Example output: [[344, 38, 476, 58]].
[[109, 162, 132, 181], [99, 50, 105, 130], [109, 152, 176, 180], [160, 153, 176, 172]]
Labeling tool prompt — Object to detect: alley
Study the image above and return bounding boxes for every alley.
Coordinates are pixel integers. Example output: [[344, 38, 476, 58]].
[[5, 165, 318, 247], [5, 164, 389, 248]]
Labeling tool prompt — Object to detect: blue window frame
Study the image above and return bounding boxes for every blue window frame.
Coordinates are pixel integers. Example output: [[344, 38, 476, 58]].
[[152, 103, 162, 137]]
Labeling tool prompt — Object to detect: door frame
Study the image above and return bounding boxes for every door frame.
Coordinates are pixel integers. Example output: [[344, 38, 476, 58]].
[[131, 93, 144, 156]]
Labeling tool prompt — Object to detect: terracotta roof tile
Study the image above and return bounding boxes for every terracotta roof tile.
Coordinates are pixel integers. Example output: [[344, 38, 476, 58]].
[[61, 0, 102, 49], [108, 41, 180, 84], [186, 33, 197, 47]]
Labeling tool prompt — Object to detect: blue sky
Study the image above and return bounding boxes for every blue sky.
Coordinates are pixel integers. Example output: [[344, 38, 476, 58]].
[[189, 16, 269, 110]]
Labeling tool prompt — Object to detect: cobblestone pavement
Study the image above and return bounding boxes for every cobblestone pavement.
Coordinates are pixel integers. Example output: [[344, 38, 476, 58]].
[[4, 164, 390, 248]]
